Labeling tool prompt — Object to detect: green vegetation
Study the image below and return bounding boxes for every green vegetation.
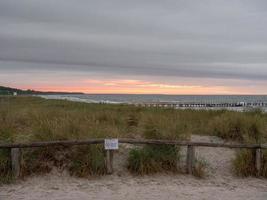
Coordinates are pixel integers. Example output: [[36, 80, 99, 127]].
[[0, 96, 227, 142], [0, 126, 13, 184], [233, 149, 257, 177], [0, 96, 267, 181], [0, 149, 12, 183], [193, 158, 208, 178], [262, 150, 267, 177], [209, 112, 267, 178], [0, 85, 83, 95], [68, 145, 106, 177], [20, 145, 106, 178], [209, 111, 266, 143], [233, 149, 267, 177], [127, 112, 185, 175], [128, 145, 180, 175]]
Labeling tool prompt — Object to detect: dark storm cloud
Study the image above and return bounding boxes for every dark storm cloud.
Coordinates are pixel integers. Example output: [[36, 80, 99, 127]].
[[0, 0, 267, 81]]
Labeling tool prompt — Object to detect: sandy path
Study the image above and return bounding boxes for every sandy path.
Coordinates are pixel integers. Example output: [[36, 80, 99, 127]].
[[1, 173, 267, 200], [1, 135, 267, 200]]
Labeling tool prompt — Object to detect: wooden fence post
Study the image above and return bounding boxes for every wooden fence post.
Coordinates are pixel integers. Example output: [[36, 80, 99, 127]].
[[106, 150, 113, 174], [186, 145, 195, 175], [11, 148, 21, 178], [255, 148, 262, 177]]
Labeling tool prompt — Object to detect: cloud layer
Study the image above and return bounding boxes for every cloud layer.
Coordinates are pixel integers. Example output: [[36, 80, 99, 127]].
[[0, 0, 267, 93]]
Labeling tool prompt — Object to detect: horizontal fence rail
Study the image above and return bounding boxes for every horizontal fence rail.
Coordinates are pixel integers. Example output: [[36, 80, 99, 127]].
[[0, 138, 266, 178], [0, 139, 104, 149], [0, 138, 266, 149]]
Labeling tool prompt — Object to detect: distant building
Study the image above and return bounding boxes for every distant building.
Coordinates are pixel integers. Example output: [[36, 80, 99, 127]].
[[13, 92, 17, 96]]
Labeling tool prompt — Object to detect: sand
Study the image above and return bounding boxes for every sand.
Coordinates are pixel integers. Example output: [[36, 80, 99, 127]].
[[1, 135, 267, 200]]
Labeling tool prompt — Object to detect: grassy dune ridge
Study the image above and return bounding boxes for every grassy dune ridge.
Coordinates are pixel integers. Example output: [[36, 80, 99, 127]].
[[0, 96, 267, 182]]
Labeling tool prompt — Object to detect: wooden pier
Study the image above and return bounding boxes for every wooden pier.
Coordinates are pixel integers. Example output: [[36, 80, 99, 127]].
[[133, 102, 267, 109]]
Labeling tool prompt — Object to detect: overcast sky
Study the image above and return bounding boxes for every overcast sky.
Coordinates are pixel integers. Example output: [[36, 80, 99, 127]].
[[0, 0, 267, 94]]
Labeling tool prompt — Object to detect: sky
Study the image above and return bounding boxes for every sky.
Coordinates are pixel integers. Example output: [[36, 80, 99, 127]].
[[0, 0, 267, 94]]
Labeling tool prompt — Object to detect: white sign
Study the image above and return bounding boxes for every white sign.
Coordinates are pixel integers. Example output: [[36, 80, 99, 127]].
[[105, 139, 119, 150]]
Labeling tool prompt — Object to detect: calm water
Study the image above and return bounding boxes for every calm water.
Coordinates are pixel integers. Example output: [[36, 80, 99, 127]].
[[41, 94, 267, 104]]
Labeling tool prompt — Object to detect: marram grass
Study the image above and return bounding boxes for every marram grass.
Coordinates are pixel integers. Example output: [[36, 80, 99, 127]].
[[0, 149, 13, 184], [233, 149, 267, 177], [0, 96, 267, 180], [128, 145, 180, 175]]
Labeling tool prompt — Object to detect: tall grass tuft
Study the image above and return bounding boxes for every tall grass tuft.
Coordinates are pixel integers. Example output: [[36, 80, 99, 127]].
[[233, 149, 257, 177], [0, 123, 13, 184], [193, 158, 208, 178], [233, 149, 267, 178], [0, 149, 12, 184], [69, 145, 106, 177], [209, 112, 266, 143], [128, 145, 180, 175], [209, 111, 267, 178], [127, 112, 185, 175], [262, 150, 267, 177]]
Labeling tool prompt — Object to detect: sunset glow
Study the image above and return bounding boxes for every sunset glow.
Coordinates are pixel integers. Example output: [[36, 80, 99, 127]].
[[8, 78, 265, 95], [1, 0, 267, 94]]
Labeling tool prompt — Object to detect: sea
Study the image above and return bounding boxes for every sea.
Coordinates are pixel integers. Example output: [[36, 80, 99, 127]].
[[39, 94, 267, 112]]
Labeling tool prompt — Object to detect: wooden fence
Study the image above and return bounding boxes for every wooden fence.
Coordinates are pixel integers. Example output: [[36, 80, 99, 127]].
[[0, 138, 266, 178]]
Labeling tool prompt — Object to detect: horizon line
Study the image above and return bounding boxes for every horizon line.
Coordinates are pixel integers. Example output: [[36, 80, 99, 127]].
[[2, 85, 267, 96]]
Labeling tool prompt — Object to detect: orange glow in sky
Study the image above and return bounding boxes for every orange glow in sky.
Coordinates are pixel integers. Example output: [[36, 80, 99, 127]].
[[16, 79, 266, 95]]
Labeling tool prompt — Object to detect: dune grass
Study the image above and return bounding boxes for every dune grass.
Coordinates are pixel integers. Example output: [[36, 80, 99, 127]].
[[68, 145, 106, 177], [208, 111, 266, 143], [233, 149, 257, 177], [233, 149, 267, 177], [0, 149, 12, 183], [0, 96, 267, 180], [193, 157, 208, 178], [127, 111, 187, 175], [209, 111, 267, 177], [128, 145, 180, 175], [262, 150, 267, 177]]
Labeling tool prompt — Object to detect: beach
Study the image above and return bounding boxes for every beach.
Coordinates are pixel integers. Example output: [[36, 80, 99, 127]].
[[1, 96, 267, 199], [1, 135, 267, 200], [1, 0, 267, 199]]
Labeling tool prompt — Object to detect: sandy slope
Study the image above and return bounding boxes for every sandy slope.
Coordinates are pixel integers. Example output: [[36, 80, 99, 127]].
[[1, 135, 267, 200]]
